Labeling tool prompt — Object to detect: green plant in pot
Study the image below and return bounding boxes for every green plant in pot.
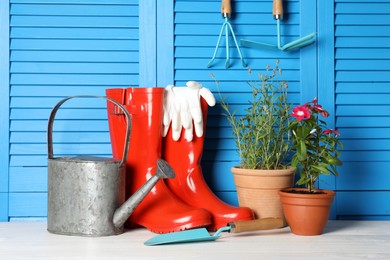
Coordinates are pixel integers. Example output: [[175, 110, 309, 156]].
[[213, 61, 296, 223], [279, 98, 343, 235]]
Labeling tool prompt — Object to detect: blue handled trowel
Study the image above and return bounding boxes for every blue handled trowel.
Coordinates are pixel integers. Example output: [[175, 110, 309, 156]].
[[144, 218, 285, 246]]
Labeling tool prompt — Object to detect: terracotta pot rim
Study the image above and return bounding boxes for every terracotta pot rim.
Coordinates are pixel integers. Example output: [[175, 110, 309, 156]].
[[231, 166, 296, 177], [279, 188, 336, 198]]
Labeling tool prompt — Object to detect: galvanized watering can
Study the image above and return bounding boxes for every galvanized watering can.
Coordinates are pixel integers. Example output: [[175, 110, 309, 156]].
[[47, 95, 175, 237]]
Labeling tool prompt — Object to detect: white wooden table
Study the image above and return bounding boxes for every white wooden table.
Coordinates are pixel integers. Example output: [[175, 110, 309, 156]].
[[1, 221, 389, 259]]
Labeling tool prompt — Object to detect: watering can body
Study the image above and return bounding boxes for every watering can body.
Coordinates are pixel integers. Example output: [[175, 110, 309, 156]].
[[48, 156, 126, 236], [46, 96, 175, 237]]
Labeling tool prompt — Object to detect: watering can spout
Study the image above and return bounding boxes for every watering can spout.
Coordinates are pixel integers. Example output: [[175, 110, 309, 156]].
[[113, 159, 175, 228]]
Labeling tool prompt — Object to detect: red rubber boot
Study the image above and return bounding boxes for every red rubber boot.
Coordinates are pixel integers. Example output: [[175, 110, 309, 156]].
[[162, 98, 254, 231], [106, 88, 211, 233]]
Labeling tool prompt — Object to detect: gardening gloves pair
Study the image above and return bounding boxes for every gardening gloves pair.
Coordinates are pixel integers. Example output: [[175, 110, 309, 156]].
[[163, 81, 216, 141]]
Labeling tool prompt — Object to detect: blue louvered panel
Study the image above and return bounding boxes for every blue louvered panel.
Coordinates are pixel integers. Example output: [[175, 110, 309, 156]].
[[10, 167, 47, 192], [335, 0, 390, 218], [174, 0, 302, 205], [337, 191, 390, 216], [0, 1, 10, 221], [9, 193, 47, 217], [8, 0, 139, 219]]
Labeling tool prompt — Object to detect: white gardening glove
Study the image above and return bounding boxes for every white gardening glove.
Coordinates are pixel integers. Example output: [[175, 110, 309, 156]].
[[163, 81, 216, 142]]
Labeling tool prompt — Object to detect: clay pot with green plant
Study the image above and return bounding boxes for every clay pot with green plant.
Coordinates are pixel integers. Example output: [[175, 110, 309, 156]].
[[279, 98, 343, 235], [213, 61, 296, 223]]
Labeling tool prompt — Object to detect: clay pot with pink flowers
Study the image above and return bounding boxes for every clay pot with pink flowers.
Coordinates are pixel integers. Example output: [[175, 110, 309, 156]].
[[279, 98, 343, 236]]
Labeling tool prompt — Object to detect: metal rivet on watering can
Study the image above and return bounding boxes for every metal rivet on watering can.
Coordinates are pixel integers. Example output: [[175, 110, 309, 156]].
[[47, 95, 175, 237]]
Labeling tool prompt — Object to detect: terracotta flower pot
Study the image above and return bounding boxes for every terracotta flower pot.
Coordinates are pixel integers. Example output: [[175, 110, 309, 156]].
[[279, 188, 335, 236], [231, 167, 296, 225]]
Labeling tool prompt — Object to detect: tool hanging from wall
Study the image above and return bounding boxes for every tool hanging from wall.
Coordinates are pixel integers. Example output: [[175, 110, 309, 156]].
[[240, 0, 316, 51], [207, 0, 246, 69]]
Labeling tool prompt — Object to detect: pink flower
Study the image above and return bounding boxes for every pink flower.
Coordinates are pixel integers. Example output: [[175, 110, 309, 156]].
[[323, 129, 340, 136], [291, 105, 311, 122], [306, 98, 329, 118], [313, 104, 329, 118], [320, 110, 330, 118]]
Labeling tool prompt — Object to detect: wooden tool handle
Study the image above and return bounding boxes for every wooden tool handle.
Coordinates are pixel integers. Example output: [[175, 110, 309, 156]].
[[221, 0, 231, 18], [272, 0, 284, 20], [229, 218, 285, 233]]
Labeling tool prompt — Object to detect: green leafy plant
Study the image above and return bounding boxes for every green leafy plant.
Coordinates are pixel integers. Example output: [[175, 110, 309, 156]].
[[290, 98, 343, 193], [213, 61, 291, 170]]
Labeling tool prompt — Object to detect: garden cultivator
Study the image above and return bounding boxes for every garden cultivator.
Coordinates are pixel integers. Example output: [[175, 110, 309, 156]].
[[207, 0, 246, 69]]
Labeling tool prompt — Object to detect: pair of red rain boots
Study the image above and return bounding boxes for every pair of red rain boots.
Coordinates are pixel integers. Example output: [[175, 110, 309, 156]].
[[106, 87, 254, 233]]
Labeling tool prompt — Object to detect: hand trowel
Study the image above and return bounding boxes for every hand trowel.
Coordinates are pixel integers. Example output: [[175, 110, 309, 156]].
[[144, 218, 285, 246]]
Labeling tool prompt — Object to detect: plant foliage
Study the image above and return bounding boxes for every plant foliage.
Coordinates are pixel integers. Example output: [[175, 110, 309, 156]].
[[213, 61, 291, 170], [290, 98, 343, 192]]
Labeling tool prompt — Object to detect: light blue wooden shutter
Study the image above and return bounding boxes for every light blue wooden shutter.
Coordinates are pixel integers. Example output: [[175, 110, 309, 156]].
[[8, 0, 139, 220], [335, 0, 390, 219], [173, 0, 315, 204]]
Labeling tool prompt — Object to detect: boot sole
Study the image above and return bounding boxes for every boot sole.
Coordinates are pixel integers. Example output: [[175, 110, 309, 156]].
[[136, 219, 212, 234]]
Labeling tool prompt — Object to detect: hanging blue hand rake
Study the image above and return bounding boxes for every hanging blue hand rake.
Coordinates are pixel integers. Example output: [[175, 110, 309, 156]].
[[207, 0, 246, 69]]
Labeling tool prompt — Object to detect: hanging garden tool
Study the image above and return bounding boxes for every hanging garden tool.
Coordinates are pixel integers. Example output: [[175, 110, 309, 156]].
[[240, 0, 316, 51], [207, 0, 246, 69]]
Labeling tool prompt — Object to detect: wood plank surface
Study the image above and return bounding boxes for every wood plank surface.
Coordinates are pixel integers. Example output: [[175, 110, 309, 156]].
[[0, 221, 389, 259]]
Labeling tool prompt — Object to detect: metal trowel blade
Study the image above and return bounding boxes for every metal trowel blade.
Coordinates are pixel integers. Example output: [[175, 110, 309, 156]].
[[240, 39, 278, 50], [144, 228, 220, 246], [281, 32, 316, 51]]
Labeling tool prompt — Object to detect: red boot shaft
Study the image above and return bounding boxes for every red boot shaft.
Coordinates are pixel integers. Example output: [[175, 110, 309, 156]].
[[106, 88, 211, 233], [162, 98, 254, 231]]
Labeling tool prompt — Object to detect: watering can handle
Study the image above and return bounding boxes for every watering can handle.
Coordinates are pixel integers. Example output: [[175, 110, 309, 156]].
[[273, 0, 283, 20], [221, 0, 231, 18], [47, 95, 132, 167]]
